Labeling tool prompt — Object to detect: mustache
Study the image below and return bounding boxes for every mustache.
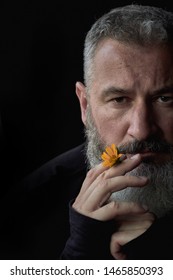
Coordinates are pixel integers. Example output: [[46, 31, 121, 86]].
[[117, 139, 173, 154]]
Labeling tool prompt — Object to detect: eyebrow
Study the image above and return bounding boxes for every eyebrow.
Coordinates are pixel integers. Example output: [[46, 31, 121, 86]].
[[101, 85, 173, 97], [102, 86, 131, 97], [153, 85, 173, 95]]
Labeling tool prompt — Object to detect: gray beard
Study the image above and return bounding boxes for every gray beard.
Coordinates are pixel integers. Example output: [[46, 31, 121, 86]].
[[84, 107, 173, 218]]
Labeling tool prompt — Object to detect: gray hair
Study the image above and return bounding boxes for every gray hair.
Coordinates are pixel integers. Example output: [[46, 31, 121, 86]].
[[84, 4, 173, 89]]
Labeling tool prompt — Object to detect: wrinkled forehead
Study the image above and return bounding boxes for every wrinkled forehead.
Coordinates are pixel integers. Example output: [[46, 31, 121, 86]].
[[94, 38, 173, 67], [92, 39, 173, 89]]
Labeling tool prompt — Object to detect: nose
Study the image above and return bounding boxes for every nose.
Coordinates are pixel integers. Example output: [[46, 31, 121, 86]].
[[127, 100, 158, 141]]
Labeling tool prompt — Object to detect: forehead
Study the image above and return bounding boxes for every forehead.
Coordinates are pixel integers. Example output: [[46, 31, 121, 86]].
[[92, 39, 173, 90], [94, 38, 173, 66]]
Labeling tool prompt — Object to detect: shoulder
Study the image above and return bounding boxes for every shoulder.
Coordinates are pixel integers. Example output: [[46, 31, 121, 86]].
[[53, 143, 86, 169], [20, 143, 87, 190]]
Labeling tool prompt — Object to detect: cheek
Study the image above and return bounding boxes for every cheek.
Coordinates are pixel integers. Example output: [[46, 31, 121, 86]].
[[161, 120, 173, 144], [92, 107, 127, 145], [153, 108, 173, 144]]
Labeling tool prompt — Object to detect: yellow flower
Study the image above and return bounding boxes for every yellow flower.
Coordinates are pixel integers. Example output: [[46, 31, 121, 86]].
[[101, 144, 123, 167]]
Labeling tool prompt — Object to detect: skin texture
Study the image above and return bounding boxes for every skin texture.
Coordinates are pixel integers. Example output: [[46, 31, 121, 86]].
[[74, 39, 173, 259]]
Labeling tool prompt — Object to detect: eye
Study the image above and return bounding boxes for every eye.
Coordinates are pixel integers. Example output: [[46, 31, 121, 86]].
[[157, 95, 173, 103], [112, 96, 128, 103]]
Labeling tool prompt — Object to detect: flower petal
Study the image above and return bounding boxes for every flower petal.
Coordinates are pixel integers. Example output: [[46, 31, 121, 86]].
[[111, 143, 117, 155], [101, 144, 123, 168], [105, 146, 114, 156], [101, 152, 111, 160]]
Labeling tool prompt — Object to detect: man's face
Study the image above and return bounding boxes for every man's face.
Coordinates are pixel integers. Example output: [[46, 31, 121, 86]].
[[76, 39, 173, 217], [77, 39, 173, 165]]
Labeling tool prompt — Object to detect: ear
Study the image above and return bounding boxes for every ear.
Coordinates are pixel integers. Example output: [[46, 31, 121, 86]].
[[76, 81, 88, 125]]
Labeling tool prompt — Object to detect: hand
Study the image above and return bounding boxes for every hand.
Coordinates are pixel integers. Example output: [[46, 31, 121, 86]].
[[73, 154, 149, 221], [110, 211, 155, 259]]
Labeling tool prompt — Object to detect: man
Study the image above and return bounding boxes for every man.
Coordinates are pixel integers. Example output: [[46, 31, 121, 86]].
[[1, 4, 173, 260]]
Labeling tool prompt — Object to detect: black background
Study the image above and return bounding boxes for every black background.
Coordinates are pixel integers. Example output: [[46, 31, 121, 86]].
[[1, 0, 173, 186]]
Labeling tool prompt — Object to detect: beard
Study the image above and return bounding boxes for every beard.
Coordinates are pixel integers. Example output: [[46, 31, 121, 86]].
[[84, 106, 173, 218]]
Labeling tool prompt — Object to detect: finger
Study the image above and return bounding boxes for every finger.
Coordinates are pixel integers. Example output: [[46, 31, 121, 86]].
[[115, 212, 155, 222], [110, 228, 147, 259], [75, 163, 108, 198], [116, 212, 155, 231], [75, 154, 142, 205], [104, 154, 142, 178], [83, 175, 148, 211], [77, 153, 141, 198], [90, 200, 148, 221]]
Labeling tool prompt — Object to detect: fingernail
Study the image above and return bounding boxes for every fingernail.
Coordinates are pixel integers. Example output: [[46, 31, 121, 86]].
[[136, 176, 149, 186], [130, 154, 139, 159], [119, 154, 127, 162], [138, 176, 148, 182]]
